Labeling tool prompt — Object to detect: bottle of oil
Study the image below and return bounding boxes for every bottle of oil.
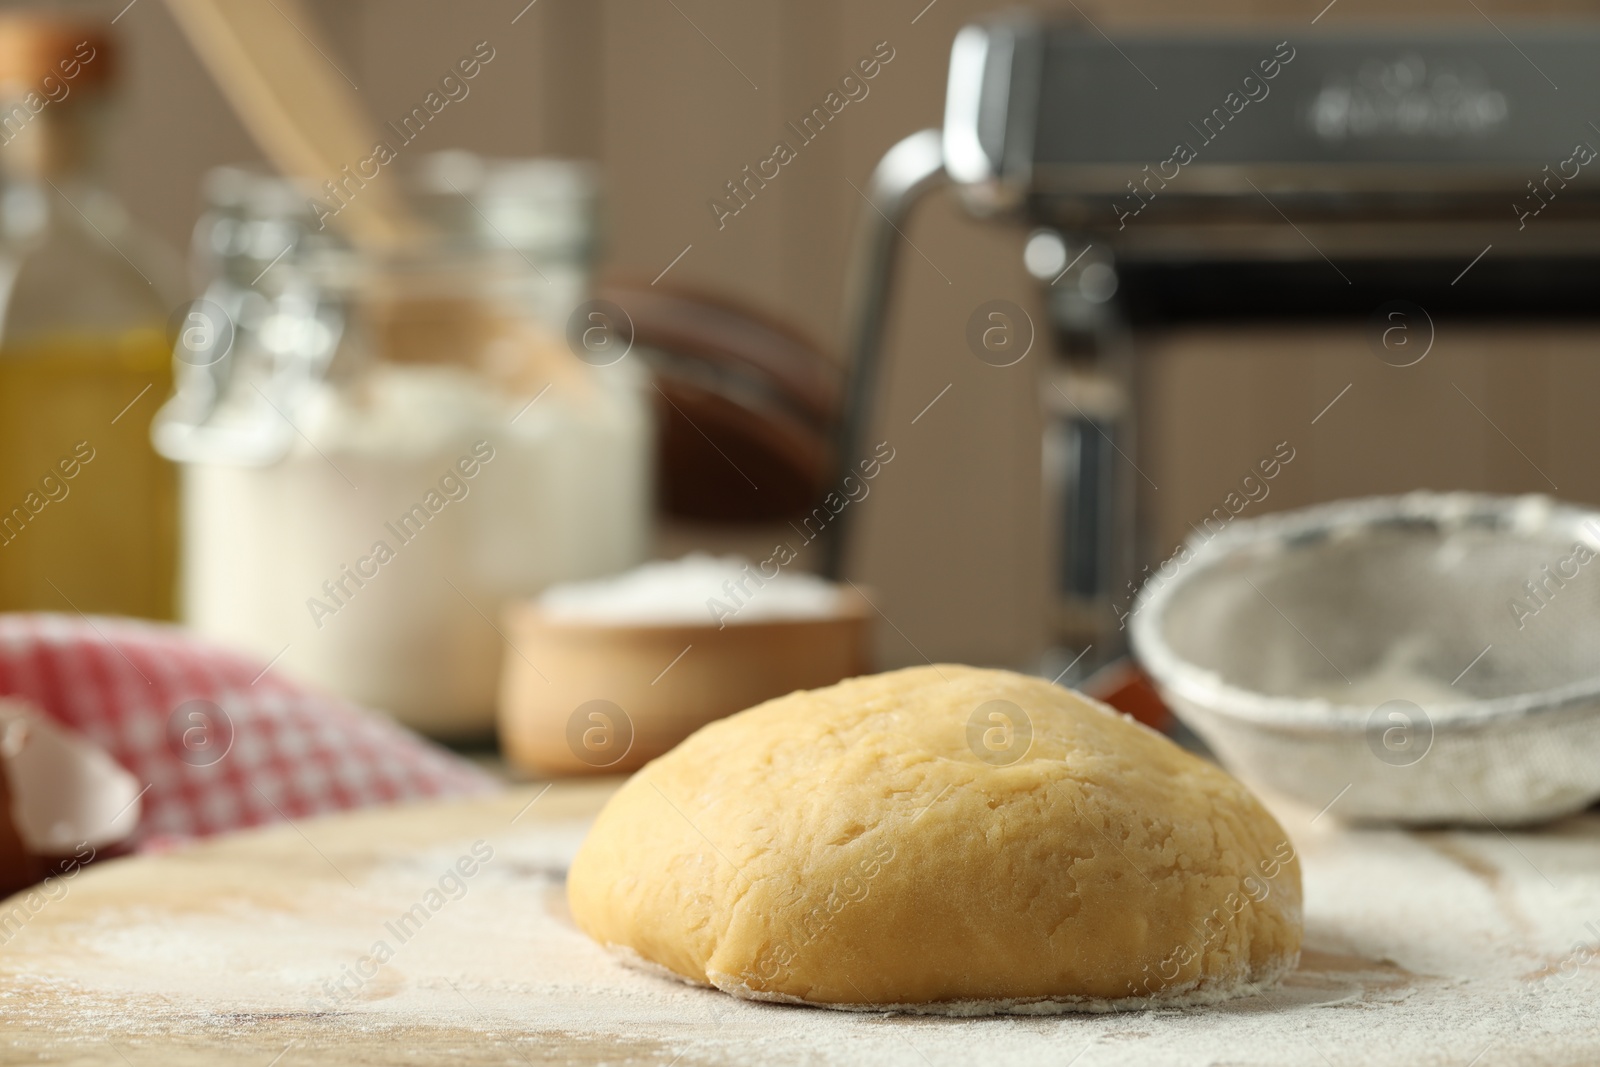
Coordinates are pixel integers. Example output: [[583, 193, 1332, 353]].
[[0, 15, 181, 617]]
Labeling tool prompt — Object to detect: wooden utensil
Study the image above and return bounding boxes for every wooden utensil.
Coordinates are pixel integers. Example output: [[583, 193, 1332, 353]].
[[164, 2, 587, 390], [163, 0, 419, 248]]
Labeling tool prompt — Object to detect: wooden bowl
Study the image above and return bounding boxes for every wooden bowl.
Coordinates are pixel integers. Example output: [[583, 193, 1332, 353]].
[[498, 592, 871, 775]]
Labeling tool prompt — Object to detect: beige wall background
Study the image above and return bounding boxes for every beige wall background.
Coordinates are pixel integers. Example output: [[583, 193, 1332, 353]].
[[12, 0, 1600, 671]]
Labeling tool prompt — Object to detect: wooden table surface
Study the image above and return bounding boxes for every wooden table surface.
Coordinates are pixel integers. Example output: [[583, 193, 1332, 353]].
[[3, 779, 1598, 1066]]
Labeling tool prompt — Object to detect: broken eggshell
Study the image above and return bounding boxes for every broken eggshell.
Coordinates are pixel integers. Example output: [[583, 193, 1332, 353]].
[[0, 698, 142, 855]]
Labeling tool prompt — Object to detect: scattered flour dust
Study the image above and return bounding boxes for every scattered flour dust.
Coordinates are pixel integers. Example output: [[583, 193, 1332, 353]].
[[4, 806, 1599, 1066]]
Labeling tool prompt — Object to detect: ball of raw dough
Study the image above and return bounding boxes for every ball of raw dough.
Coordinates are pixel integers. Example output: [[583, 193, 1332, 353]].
[[567, 665, 1302, 1013]]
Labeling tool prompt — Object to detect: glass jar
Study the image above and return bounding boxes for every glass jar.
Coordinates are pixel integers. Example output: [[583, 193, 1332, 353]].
[[155, 154, 651, 738]]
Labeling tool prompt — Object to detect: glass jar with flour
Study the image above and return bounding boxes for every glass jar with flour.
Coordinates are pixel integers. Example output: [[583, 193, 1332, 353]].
[[155, 154, 651, 738]]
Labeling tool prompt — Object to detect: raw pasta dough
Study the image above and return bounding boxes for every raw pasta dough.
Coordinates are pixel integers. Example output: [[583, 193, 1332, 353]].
[[568, 665, 1302, 1013]]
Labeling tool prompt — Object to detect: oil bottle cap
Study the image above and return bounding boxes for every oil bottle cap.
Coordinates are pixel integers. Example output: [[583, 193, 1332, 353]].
[[0, 14, 114, 92]]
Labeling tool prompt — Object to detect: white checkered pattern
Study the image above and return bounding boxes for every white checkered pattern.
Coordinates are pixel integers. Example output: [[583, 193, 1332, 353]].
[[0, 614, 498, 849]]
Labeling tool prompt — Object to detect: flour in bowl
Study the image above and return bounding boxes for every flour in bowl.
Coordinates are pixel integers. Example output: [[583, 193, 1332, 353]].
[[537, 553, 845, 627]]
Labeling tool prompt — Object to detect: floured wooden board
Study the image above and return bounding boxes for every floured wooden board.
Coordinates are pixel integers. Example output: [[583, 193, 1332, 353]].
[[2, 778, 1598, 1065]]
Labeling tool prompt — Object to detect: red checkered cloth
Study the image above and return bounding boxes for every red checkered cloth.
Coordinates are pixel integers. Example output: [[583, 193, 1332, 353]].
[[0, 613, 499, 849]]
